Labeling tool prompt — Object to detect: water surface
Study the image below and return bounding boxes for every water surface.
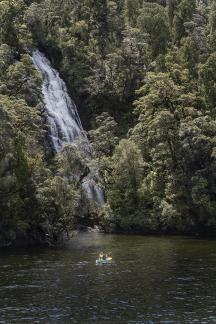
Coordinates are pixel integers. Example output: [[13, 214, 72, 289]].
[[0, 234, 216, 323]]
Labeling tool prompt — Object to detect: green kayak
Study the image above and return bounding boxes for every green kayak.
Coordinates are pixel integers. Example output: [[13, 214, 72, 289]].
[[96, 258, 112, 265]]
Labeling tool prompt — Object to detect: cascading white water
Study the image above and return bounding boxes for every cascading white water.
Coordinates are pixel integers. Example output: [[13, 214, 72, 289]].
[[32, 50, 104, 205], [32, 50, 83, 152]]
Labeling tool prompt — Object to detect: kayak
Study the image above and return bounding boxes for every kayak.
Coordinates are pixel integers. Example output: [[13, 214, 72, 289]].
[[96, 258, 112, 265]]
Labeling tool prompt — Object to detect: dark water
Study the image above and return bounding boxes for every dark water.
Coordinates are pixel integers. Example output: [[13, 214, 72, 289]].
[[0, 234, 216, 323]]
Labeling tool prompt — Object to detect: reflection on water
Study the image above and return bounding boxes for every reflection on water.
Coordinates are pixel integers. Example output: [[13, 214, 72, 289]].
[[0, 234, 216, 323]]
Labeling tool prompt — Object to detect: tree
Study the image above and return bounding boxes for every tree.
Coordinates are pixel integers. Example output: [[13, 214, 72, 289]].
[[5, 54, 42, 105], [124, 0, 143, 27], [199, 52, 216, 110], [0, 0, 31, 49], [89, 112, 119, 191], [107, 139, 144, 230], [178, 2, 208, 77], [138, 3, 170, 57], [90, 112, 118, 157], [208, 0, 216, 51], [173, 0, 196, 43], [36, 175, 80, 243], [167, 0, 178, 28], [131, 63, 216, 232]]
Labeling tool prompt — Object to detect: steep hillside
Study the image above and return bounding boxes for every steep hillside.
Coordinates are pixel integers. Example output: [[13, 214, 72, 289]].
[[1, 0, 216, 245]]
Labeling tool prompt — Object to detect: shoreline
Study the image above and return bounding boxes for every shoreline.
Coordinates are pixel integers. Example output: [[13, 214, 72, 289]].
[[1, 226, 216, 249]]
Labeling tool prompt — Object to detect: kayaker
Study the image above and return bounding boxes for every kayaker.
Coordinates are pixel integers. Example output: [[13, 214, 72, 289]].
[[99, 252, 104, 261], [106, 252, 112, 261]]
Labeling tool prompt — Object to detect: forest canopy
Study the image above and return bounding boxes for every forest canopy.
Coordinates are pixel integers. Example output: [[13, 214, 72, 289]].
[[1, 0, 216, 245]]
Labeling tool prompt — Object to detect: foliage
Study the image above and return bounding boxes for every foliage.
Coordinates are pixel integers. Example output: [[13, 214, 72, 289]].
[[106, 139, 144, 231], [1, 0, 216, 240], [36, 175, 79, 242], [138, 3, 170, 57]]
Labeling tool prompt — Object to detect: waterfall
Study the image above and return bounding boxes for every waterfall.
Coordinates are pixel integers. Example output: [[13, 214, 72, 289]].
[[32, 50, 104, 205]]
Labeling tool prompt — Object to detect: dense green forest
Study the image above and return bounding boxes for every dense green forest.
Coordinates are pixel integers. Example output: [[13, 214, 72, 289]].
[[1, 0, 216, 246]]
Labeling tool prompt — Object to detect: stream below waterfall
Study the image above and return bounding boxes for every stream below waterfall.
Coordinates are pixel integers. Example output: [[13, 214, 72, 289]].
[[1, 233, 216, 323]]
